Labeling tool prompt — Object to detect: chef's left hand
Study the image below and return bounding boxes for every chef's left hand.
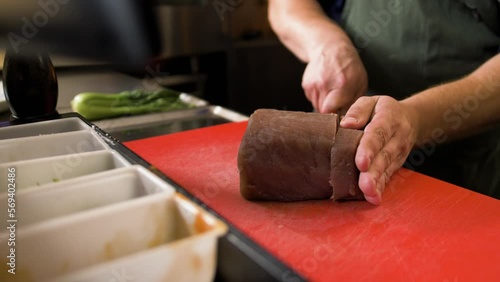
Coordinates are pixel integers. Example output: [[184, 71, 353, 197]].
[[340, 96, 419, 205]]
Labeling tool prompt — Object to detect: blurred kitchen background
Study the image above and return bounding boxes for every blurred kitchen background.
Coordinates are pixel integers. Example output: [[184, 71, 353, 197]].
[[1, 0, 312, 117], [138, 0, 312, 115]]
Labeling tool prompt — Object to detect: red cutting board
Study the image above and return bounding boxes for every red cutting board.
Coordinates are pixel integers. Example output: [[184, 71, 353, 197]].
[[125, 122, 500, 282]]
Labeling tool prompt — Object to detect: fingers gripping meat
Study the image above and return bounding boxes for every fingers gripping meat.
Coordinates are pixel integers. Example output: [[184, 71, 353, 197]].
[[238, 109, 364, 202]]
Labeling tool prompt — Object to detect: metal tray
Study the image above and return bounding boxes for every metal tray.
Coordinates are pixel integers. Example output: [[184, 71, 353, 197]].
[[0, 113, 305, 282], [94, 105, 248, 142]]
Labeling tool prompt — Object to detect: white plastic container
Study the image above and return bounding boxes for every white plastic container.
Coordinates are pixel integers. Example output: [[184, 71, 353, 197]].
[[51, 195, 227, 282], [0, 189, 176, 281], [0, 117, 89, 140], [0, 117, 228, 282], [0, 130, 108, 163], [0, 184, 226, 282], [0, 166, 166, 228], [0, 150, 129, 194]]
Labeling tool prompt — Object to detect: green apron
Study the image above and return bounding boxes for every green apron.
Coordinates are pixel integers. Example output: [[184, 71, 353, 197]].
[[338, 0, 500, 198]]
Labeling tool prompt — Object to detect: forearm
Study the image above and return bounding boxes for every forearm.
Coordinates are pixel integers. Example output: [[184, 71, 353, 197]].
[[268, 0, 351, 62], [402, 54, 500, 147]]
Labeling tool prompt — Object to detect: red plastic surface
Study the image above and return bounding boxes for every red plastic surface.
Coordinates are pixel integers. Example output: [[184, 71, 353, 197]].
[[125, 122, 500, 282]]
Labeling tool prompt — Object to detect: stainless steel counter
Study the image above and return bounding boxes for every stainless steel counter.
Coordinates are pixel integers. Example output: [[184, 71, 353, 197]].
[[1, 69, 248, 141]]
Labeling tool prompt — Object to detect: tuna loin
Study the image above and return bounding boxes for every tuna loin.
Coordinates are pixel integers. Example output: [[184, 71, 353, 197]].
[[238, 109, 364, 202]]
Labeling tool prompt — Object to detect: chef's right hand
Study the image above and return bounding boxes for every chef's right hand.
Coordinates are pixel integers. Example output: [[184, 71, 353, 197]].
[[302, 40, 368, 114]]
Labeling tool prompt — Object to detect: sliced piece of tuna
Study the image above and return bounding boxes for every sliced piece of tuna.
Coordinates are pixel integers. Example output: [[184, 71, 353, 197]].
[[329, 128, 364, 200]]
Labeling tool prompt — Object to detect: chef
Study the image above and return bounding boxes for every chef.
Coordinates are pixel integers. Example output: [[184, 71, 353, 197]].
[[268, 0, 500, 204]]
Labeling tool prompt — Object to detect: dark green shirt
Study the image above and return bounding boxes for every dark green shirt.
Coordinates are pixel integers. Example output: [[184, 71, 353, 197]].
[[335, 0, 500, 198]]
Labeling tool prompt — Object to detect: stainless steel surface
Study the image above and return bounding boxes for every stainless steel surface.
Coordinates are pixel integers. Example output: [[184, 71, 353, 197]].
[[55, 69, 236, 142], [94, 105, 248, 142], [1, 69, 250, 143], [0, 51, 106, 70]]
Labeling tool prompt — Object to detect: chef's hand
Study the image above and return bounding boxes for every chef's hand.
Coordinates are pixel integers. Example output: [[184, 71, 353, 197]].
[[340, 96, 419, 205], [302, 41, 368, 114]]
